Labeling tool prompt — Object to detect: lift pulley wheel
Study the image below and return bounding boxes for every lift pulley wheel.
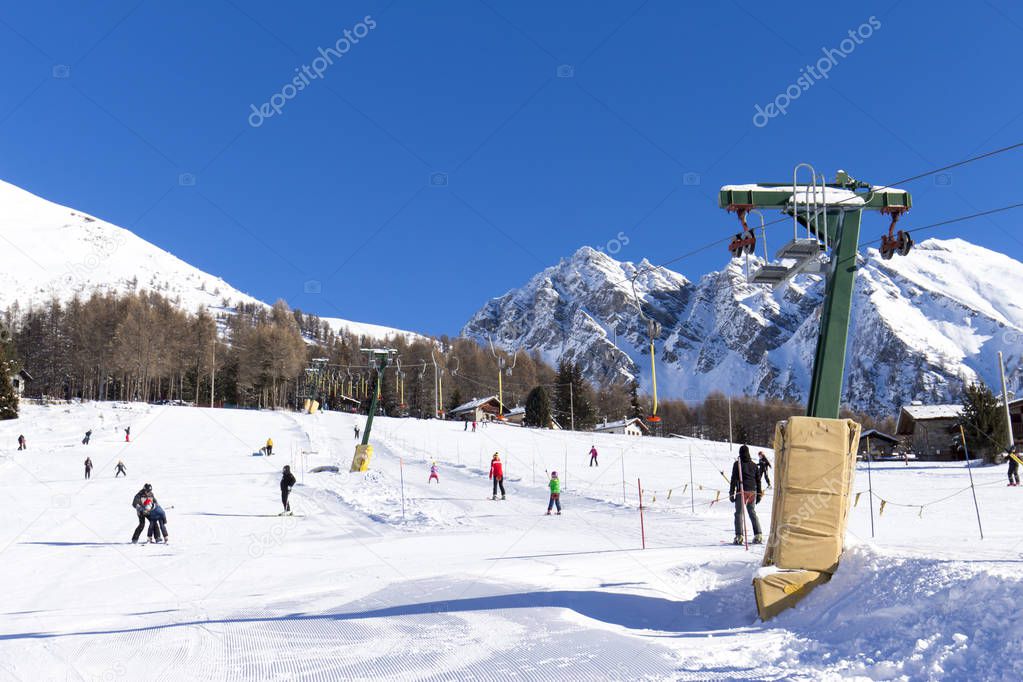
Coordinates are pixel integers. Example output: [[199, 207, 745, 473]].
[[728, 230, 757, 258]]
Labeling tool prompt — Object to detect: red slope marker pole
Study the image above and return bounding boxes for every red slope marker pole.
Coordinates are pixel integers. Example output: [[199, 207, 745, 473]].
[[638, 478, 646, 550]]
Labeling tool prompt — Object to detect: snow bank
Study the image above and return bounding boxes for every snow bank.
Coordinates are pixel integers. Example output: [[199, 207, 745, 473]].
[[775, 545, 1023, 680]]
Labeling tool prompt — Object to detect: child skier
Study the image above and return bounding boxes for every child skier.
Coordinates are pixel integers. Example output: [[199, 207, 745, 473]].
[[265, 437, 274, 457], [489, 453, 505, 500], [114, 460, 127, 477], [1008, 447, 1021, 487], [84, 457, 93, 479], [17, 434, 26, 450], [354, 425, 360, 440], [146, 501, 169, 543], [729, 445, 763, 545], [82, 430, 92, 445], [547, 471, 562, 515], [428, 462, 439, 484], [589, 445, 599, 467], [124, 426, 131, 442], [280, 465, 296, 515]]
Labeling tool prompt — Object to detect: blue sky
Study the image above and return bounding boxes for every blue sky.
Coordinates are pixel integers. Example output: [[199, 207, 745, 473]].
[[1, 1, 1021, 336]]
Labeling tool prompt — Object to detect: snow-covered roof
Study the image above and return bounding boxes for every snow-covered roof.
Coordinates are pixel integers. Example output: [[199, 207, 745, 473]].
[[594, 417, 648, 432], [860, 428, 899, 444], [450, 396, 499, 414], [900, 404, 962, 421], [505, 406, 525, 416]]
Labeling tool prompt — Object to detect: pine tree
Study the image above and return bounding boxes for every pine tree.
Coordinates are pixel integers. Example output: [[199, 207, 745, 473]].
[[628, 381, 642, 419], [959, 383, 1009, 462], [0, 326, 19, 420], [553, 360, 595, 430], [448, 387, 463, 412], [524, 386, 552, 428]]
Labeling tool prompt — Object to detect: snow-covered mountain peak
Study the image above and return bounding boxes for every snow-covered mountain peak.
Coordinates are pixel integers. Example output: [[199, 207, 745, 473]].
[[0, 179, 420, 341], [464, 237, 1023, 416]]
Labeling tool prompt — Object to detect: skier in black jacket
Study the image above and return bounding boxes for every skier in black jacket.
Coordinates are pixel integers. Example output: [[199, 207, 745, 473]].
[[131, 484, 156, 543], [756, 451, 772, 488], [280, 465, 297, 515], [1008, 447, 1021, 487], [729, 445, 763, 545]]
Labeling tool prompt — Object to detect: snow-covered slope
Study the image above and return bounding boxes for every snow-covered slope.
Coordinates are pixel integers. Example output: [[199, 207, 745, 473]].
[[1, 403, 1021, 679], [463, 241, 1023, 415], [0, 179, 420, 341]]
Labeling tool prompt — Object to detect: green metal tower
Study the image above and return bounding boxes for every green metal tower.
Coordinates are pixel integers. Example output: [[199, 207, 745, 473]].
[[719, 167, 913, 419], [360, 348, 396, 445]]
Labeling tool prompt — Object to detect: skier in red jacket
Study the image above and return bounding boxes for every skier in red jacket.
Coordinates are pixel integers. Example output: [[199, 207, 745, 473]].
[[489, 453, 505, 500]]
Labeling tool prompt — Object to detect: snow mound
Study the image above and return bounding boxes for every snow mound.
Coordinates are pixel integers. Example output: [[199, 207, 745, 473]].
[[776, 545, 1023, 680]]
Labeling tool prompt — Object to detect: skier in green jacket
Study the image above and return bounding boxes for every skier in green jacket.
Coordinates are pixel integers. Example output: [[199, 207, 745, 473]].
[[546, 471, 562, 515]]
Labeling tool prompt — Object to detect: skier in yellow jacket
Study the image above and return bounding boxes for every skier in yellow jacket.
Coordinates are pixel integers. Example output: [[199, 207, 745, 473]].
[[265, 437, 274, 457]]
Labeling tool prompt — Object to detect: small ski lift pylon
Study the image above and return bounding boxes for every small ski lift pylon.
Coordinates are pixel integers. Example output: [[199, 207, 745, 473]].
[[630, 276, 662, 425], [879, 206, 913, 260]]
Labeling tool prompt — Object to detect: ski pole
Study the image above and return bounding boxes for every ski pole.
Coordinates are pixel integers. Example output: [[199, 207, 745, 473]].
[[737, 457, 748, 550], [959, 426, 984, 540]]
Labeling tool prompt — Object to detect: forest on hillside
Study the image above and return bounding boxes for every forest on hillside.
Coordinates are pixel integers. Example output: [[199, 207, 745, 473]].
[[1, 292, 893, 443]]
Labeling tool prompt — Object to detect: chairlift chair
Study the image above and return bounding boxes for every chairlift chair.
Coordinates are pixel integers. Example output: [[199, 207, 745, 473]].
[[727, 163, 833, 289]]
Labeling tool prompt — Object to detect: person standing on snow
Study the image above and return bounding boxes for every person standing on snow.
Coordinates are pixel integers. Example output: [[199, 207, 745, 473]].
[[265, 437, 274, 457], [589, 445, 599, 467], [729, 445, 763, 545], [17, 434, 26, 450], [124, 426, 131, 442], [114, 460, 127, 477], [354, 425, 360, 440], [84, 457, 93, 479], [131, 483, 156, 543], [756, 451, 772, 488], [428, 462, 440, 484], [1008, 447, 1021, 487], [546, 471, 562, 515], [280, 465, 296, 515], [472, 421, 477, 433], [463, 421, 468, 432], [82, 430, 92, 445], [489, 453, 505, 500]]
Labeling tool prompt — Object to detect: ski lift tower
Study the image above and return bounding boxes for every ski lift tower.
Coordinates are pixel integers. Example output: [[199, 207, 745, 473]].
[[300, 357, 329, 411], [719, 166, 913, 419], [350, 347, 397, 472]]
